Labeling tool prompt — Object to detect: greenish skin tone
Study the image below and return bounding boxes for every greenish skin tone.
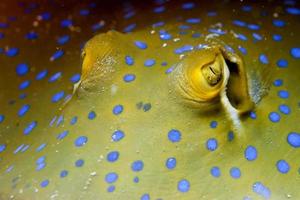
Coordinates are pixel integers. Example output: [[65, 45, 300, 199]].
[[0, 1, 300, 200]]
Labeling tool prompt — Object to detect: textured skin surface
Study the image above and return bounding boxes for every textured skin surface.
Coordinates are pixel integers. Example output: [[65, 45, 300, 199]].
[[0, 0, 300, 200]]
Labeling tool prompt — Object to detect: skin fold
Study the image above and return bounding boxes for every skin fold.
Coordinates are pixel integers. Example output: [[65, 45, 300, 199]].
[[0, 0, 300, 200]]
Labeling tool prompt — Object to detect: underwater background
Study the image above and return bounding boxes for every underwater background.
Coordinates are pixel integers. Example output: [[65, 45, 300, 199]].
[[0, 0, 300, 199]]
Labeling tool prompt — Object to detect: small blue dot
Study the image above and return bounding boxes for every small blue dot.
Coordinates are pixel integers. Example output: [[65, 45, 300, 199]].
[[131, 160, 144, 172], [88, 111, 96, 120], [70, 116, 78, 125], [26, 31, 38, 40], [60, 170, 68, 178], [107, 185, 115, 193], [153, 6, 165, 13], [75, 159, 84, 167], [36, 69, 48, 80], [113, 105, 123, 115], [16, 63, 29, 76], [186, 18, 201, 24], [279, 104, 291, 115], [210, 121, 218, 128], [112, 130, 125, 142], [134, 41, 147, 49], [24, 121, 37, 135], [19, 80, 31, 90], [36, 162, 46, 171], [230, 167, 241, 179], [57, 35, 70, 45], [276, 160, 290, 174], [166, 157, 177, 169], [276, 59, 288, 68], [244, 145, 257, 161], [273, 19, 286, 27], [206, 138, 218, 151], [105, 172, 118, 183], [140, 194, 150, 200], [52, 91, 65, 103], [50, 50, 64, 61], [287, 132, 300, 148], [0, 144, 6, 153], [36, 156, 46, 164], [144, 59, 156, 67], [168, 129, 181, 143], [18, 104, 30, 117], [278, 90, 289, 99], [107, 151, 119, 162], [249, 111, 257, 119], [272, 34, 282, 41], [123, 74, 136, 82], [286, 7, 300, 15], [252, 33, 262, 41], [290, 47, 300, 59], [177, 179, 190, 192], [79, 9, 90, 16], [70, 74, 80, 83], [273, 79, 283, 86], [268, 112, 280, 123], [123, 23, 136, 32], [61, 19, 73, 27], [228, 131, 234, 141], [238, 46, 247, 55], [0, 115, 4, 123], [133, 176, 139, 183], [74, 136, 88, 147], [6, 47, 19, 57], [125, 56, 134, 65], [252, 182, 271, 199], [259, 54, 269, 64], [210, 166, 221, 177], [182, 2, 195, 10], [40, 179, 49, 188], [57, 130, 69, 140], [36, 143, 47, 152]]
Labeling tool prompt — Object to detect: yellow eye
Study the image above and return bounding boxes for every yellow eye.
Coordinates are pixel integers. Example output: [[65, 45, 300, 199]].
[[170, 46, 254, 115]]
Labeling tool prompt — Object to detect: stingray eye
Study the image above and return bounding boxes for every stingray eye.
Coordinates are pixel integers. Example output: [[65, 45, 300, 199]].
[[171, 46, 254, 114]]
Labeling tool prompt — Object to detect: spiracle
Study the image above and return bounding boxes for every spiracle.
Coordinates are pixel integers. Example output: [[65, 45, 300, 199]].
[[170, 45, 254, 115]]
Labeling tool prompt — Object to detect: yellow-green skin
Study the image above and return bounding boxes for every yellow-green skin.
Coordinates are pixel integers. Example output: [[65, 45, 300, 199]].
[[0, 1, 300, 200]]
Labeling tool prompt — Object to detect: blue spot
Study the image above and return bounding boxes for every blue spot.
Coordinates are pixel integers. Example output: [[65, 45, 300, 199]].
[[153, 6, 165, 13], [278, 90, 289, 99], [52, 91, 65, 103], [253, 182, 271, 199], [286, 7, 300, 15], [50, 50, 64, 61], [36, 69, 48, 80], [232, 20, 246, 27], [210, 121, 218, 128], [123, 23, 136, 32], [206, 138, 218, 151], [16, 63, 29, 76], [186, 18, 201, 24], [57, 35, 70, 45], [174, 45, 193, 54], [279, 104, 291, 115], [131, 160, 144, 172], [36, 162, 46, 171], [276, 59, 288, 68], [160, 32, 172, 40], [133, 177, 139, 183], [70, 73, 80, 83], [107, 151, 119, 162], [40, 180, 49, 188], [24, 121, 37, 135], [74, 136, 88, 147], [247, 24, 260, 30], [40, 12, 51, 20], [49, 72, 62, 82], [152, 21, 165, 28], [19, 80, 31, 90], [166, 157, 177, 169], [134, 41, 147, 49], [272, 34, 282, 41], [6, 47, 19, 57], [273, 19, 286, 27], [26, 31, 38, 40], [91, 22, 105, 32], [88, 111, 96, 120], [113, 105, 123, 115], [144, 59, 156, 67], [242, 5, 252, 12], [276, 160, 290, 174], [18, 104, 30, 117], [57, 131, 69, 140], [238, 46, 247, 55], [237, 33, 247, 41], [210, 166, 221, 177], [208, 29, 226, 35], [177, 179, 190, 192], [125, 56, 134, 65], [123, 74, 136, 82], [0, 144, 6, 153], [140, 194, 150, 200], [36, 143, 47, 152], [287, 132, 300, 148], [168, 129, 181, 143], [105, 172, 118, 183], [249, 111, 257, 119], [70, 116, 77, 125], [182, 2, 195, 10], [124, 11, 135, 19], [107, 185, 115, 192], [244, 145, 257, 161], [230, 167, 241, 179], [75, 159, 84, 167], [252, 33, 262, 41], [60, 170, 68, 178], [112, 130, 125, 142], [0, 32, 4, 39], [268, 112, 280, 123], [79, 9, 90, 16], [290, 47, 300, 59], [259, 54, 269, 64], [61, 19, 73, 27], [273, 79, 283, 86], [228, 131, 234, 141]]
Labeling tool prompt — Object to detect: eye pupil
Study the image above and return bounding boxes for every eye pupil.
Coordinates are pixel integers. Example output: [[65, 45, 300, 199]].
[[202, 63, 222, 86]]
